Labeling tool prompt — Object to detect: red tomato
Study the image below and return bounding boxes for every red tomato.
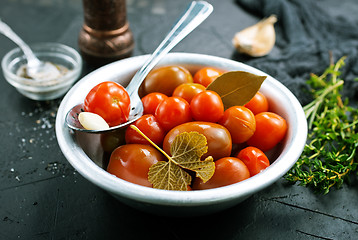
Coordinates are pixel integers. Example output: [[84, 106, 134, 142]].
[[219, 106, 256, 144], [125, 114, 165, 146], [141, 92, 168, 115], [107, 144, 166, 187], [163, 121, 232, 160], [139, 66, 193, 96], [193, 67, 223, 87], [237, 146, 270, 176], [172, 83, 206, 103], [247, 112, 287, 151], [155, 97, 192, 131], [192, 157, 250, 190], [190, 90, 224, 122], [244, 91, 269, 115], [84, 81, 130, 127]]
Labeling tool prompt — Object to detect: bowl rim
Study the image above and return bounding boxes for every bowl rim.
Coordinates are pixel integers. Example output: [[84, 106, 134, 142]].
[[56, 53, 307, 207], [1, 42, 82, 90]]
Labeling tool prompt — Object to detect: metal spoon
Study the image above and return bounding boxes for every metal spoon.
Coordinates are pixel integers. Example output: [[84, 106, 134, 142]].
[[65, 1, 213, 133], [0, 19, 60, 80]]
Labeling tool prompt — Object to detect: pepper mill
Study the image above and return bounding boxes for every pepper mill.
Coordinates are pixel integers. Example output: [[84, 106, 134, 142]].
[[78, 0, 134, 66]]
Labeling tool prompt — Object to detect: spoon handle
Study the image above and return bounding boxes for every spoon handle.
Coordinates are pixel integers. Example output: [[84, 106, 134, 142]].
[[0, 19, 42, 68], [125, 1, 213, 96]]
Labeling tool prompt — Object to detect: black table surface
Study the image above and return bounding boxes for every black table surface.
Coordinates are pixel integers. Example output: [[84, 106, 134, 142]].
[[1, 0, 358, 239]]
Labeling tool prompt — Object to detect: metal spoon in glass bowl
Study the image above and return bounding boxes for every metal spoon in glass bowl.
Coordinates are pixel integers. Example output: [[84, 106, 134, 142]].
[[0, 19, 60, 80], [65, 1, 213, 133]]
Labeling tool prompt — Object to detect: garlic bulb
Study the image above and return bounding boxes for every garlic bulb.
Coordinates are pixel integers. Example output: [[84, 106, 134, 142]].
[[232, 15, 277, 57]]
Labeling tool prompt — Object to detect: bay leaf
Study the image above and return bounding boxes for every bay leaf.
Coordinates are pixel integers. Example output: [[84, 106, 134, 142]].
[[206, 71, 266, 109]]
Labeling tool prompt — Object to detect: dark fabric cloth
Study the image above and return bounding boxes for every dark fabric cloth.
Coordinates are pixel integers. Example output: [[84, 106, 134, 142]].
[[234, 0, 358, 105]]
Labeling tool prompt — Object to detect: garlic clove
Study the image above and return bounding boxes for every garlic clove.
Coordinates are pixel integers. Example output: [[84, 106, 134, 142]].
[[232, 15, 277, 57], [78, 112, 110, 130]]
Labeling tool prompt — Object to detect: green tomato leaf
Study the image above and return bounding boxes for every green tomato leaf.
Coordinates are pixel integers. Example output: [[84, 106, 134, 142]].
[[148, 161, 192, 191], [206, 71, 266, 109], [170, 131, 215, 183], [146, 131, 215, 191]]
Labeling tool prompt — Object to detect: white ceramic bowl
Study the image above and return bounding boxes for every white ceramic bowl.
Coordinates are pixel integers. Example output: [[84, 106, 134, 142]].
[[2, 42, 82, 100], [56, 53, 307, 216]]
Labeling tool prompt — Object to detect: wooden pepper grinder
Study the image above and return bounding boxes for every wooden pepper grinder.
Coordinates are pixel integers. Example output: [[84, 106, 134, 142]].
[[78, 0, 134, 66]]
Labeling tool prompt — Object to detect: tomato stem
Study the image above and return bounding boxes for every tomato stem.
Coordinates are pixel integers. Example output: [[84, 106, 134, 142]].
[[130, 125, 172, 160]]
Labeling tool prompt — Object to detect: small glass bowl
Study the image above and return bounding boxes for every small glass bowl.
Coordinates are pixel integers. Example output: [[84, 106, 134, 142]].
[[1, 42, 82, 100]]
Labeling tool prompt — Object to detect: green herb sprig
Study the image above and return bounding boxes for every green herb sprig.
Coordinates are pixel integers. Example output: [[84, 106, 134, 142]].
[[285, 56, 358, 194]]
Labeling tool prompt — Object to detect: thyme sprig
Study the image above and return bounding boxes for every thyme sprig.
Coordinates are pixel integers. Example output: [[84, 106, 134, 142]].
[[285, 56, 358, 194]]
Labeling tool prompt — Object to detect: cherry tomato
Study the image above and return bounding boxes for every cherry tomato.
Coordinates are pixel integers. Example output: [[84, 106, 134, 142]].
[[84, 81, 130, 127], [163, 121, 232, 160], [247, 112, 287, 151], [139, 66, 193, 96], [107, 144, 166, 187], [172, 83, 206, 103], [192, 157, 250, 190], [190, 90, 224, 122], [125, 114, 165, 146], [193, 67, 223, 87], [219, 106, 256, 144], [100, 130, 126, 153], [141, 92, 168, 115], [244, 91, 269, 115], [155, 97, 192, 132], [237, 146, 270, 176]]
